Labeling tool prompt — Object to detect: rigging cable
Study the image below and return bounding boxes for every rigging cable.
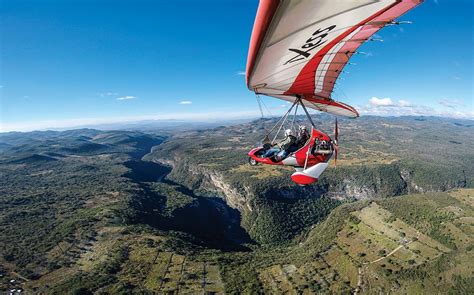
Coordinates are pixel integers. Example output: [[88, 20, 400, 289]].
[[271, 100, 298, 144], [260, 96, 273, 117], [255, 93, 264, 118]]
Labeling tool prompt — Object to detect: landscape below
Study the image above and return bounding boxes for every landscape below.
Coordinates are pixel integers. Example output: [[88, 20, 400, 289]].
[[0, 115, 472, 294]]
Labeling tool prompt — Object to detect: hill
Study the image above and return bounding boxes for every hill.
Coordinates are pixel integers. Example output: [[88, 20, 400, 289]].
[[0, 115, 473, 293]]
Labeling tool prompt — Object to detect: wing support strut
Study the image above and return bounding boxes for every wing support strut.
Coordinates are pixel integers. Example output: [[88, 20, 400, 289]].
[[297, 96, 316, 129]]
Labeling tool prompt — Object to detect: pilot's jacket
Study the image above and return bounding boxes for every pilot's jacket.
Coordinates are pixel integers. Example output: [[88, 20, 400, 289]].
[[278, 135, 296, 150]]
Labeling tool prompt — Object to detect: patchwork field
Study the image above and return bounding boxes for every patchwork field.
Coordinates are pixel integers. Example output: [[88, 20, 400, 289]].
[[18, 229, 225, 294], [255, 190, 473, 294]]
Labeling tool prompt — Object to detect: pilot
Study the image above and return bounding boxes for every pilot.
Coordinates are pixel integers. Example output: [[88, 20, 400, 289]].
[[261, 129, 296, 159]]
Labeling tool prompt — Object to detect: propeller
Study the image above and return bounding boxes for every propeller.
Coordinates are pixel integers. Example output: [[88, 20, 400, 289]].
[[333, 118, 339, 167]]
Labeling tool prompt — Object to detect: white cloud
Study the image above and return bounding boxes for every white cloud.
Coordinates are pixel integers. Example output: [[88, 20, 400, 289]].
[[117, 95, 137, 101], [370, 97, 394, 106], [398, 100, 411, 107], [452, 76, 461, 80], [438, 98, 465, 108], [360, 97, 473, 119], [99, 92, 119, 97], [369, 97, 411, 108], [179, 100, 192, 105], [236, 71, 246, 76]]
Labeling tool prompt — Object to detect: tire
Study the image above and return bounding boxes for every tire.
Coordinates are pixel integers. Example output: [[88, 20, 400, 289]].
[[248, 157, 258, 166]]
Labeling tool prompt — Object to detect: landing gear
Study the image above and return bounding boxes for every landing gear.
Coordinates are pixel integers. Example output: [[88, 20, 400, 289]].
[[248, 157, 258, 166]]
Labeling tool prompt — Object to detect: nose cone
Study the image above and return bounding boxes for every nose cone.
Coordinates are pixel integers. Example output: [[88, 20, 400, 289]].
[[248, 147, 260, 156], [290, 162, 329, 185], [291, 172, 317, 185]]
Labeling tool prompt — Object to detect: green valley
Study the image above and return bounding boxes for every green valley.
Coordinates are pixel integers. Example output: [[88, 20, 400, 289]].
[[0, 115, 473, 293]]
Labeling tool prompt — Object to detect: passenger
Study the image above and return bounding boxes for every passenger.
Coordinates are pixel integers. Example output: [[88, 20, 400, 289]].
[[295, 125, 310, 148], [261, 129, 296, 159]]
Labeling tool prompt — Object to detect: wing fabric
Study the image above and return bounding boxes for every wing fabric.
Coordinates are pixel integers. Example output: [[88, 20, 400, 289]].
[[246, 0, 422, 118]]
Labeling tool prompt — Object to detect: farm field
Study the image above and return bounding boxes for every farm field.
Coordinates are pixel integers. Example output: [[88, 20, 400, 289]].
[[256, 191, 471, 294]]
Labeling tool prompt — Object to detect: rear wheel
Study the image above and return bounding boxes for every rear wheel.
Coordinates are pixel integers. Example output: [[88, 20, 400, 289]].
[[248, 157, 258, 166]]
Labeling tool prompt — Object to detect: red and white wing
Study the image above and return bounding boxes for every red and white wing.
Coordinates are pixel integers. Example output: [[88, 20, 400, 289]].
[[246, 0, 422, 118]]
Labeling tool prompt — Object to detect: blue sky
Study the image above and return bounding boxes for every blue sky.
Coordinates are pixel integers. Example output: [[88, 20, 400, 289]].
[[1, 0, 473, 131]]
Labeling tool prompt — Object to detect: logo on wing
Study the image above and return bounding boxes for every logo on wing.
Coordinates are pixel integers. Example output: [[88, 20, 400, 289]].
[[284, 25, 336, 65]]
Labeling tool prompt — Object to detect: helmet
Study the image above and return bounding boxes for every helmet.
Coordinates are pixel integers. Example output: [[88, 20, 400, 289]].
[[285, 129, 293, 136], [299, 125, 307, 131]]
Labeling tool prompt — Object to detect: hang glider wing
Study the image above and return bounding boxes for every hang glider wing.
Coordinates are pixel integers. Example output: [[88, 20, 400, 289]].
[[246, 0, 422, 118]]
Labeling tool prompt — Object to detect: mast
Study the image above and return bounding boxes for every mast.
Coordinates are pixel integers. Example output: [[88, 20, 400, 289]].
[[297, 96, 316, 128]]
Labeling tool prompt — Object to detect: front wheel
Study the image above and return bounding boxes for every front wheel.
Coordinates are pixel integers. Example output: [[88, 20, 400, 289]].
[[248, 157, 258, 166]]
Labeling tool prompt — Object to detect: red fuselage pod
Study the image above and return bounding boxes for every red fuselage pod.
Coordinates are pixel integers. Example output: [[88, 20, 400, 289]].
[[248, 127, 333, 185]]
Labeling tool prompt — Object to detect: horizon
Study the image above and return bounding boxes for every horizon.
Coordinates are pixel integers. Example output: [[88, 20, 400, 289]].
[[1, 0, 473, 132], [1, 113, 472, 134]]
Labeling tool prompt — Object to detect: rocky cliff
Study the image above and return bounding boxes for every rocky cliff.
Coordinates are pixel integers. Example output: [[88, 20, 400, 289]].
[[144, 116, 472, 244]]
